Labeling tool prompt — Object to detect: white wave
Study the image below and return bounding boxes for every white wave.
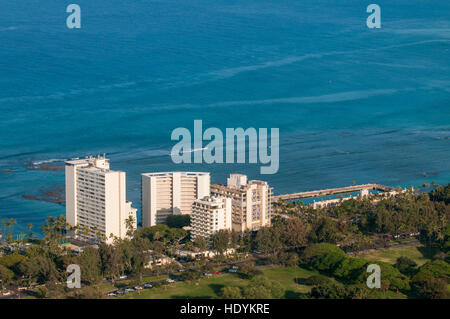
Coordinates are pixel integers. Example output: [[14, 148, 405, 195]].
[[210, 53, 328, 79], [32, 158, 66, 165], [170, 147, 208, 156], [155, 88, 403, 112], [208, 39, 450, 81], [388, 28, 450, 37], [0, 81, 137, 104], [0, 26, 18, 32]]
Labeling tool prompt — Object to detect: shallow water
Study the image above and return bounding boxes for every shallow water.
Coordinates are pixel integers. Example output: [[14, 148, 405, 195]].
[[0, 0, 449, 235]]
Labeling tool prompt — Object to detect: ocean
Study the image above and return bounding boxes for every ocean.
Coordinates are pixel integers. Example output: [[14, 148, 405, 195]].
[[0, 0, 449, 236]]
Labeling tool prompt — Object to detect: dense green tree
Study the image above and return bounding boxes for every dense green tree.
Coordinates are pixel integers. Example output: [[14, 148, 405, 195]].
[[16, 258, 39, 287], [280, 217, 308, 248], [430, 184, 450, 204], [78, 246, 102, 284], [254, 226, 284, 254], [130, 237, 151, 282], [333, 257, 367, 282], [310, 281, 347, 299], [413, 260, 450, 280], [180, 269, 202, 281], [0, 253, 27, 272], [239, 262, 262, 279], [304, 274, 332, 286], [412, 259, 450, 299], [277, 252, 299, 267], [136, 225, 187, 244], [211, 230, 230, 254], [230, 230, 240, 248], [33, 255, 61, 284], [301, 243, 346, 265], [99, 243, 123, 281], [238, 230, 253, 253], [166, 215, 190, 228], [313, 252, 347, 273], [394, 256, 417, 276], [413, 276, 449, 299], [0, 264, 14, 290], [221, 286, 243, 299], [242, 276, 284, 299], [308, 217, 340, 244], [369, 262, 411, 292], [193, 236, 207, 252]]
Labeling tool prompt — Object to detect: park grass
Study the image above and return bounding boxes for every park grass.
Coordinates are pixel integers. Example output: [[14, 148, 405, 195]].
[[107, 244, 442, 299], [116, 266, 320, 299], [360, 244, 439, 266], [261, 266, 318, 294], [117, 273, 244, 299]]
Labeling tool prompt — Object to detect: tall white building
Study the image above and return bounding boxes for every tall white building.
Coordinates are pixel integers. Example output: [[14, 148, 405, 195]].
[[190, 196, 232, 242], [141, 172, 210, 227], [211, 174, 272, 232], [65, 155, 137, 244]]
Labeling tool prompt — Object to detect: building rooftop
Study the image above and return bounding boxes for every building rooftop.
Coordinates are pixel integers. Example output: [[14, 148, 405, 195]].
[[141, 171, 210, 177]]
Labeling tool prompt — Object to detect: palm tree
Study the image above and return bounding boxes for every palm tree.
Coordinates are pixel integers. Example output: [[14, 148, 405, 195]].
[[27, 223, 33, 240], [125, 216, 136, 238], [20, 232, 26, 244], [9, 218, 16, 235], [1, 220, 7, 240], [5, 220, 12, 242]]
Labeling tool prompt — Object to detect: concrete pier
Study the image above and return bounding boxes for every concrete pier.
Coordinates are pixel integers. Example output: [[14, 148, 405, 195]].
[[273, 184, 395, 203]]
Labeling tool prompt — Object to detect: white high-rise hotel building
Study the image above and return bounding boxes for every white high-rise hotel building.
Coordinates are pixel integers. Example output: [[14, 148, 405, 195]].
[[141, 172, 210, 227], [211, 174, 272, 232], [65, 156, 137, 244], [190, 196, 232, 242]]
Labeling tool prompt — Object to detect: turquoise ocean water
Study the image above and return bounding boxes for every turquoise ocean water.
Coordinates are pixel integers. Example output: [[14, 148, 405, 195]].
[[0, 0, 449, 235]]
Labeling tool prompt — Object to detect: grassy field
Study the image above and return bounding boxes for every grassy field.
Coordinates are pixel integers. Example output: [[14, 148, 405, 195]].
[[360, 244, 439, 266], [116, 266, 319, 299], [115, 244, 440, 299]]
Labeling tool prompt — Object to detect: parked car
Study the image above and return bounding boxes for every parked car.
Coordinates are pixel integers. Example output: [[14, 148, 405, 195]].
[[214, 271, 222, 275], [232, 265, 239, 269], [144, 283, 153, 289], [203, 273, 213, 277], [228, 268, 238, 273], [166, 278, 175, 283], [116, 289, 126, 295], [125, 288, 135, 293], [119, 275, 127, 280], [2, 291, 11, 296], [171, 276, 183, 282], [134, 286, 143, 290], [107, 291, 117, 297]]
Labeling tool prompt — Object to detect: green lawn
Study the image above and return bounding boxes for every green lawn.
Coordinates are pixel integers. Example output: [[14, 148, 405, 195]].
[[105, 244, 443, 299], [360, 244, 439, 266], [116, 266, 320, 299]]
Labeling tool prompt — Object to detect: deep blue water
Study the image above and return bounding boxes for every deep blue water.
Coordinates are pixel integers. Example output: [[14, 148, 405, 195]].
[[0, 0, 449, 235]]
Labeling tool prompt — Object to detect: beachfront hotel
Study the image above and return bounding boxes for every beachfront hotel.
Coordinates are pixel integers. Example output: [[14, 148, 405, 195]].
[[141, 172, 210, 227], [65, 155, 137, 244], [190, 196, 232, 242], [211, 174, 272, 232]]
